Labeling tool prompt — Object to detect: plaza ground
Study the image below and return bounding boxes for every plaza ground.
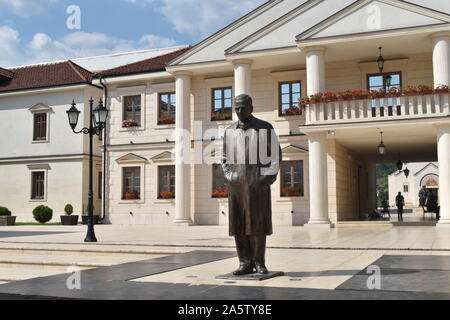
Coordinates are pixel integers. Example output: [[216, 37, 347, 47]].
[[1, 223, 450, 299]]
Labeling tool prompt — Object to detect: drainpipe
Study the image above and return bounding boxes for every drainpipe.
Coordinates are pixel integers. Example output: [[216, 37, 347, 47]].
[[99, 75, 108, 222]]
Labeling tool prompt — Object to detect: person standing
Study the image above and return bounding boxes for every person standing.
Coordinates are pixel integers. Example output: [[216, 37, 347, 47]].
[[396, 192, 405, 222]]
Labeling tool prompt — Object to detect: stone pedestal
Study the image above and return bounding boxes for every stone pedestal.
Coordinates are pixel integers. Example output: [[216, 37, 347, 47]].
[[216, 271, 284, 281]]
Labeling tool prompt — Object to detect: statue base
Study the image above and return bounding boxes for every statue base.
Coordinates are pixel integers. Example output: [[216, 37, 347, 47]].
[[216, 271, 284, 281]]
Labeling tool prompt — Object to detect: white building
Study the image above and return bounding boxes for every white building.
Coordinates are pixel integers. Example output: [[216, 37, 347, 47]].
[[1, 0, 450, 228], [0, 61, 103, 222], [389, 162, 439, 207], [99, 0, 450, 227]]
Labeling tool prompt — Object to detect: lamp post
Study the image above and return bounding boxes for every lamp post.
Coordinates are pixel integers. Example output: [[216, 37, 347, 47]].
[[67, 97, 109, 243], [378, 131, 386, 156]]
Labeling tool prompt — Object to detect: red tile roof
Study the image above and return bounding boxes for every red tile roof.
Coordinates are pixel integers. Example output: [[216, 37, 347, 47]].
[[96, 47, 190, 78], [0, 67, 14, 80], [0, 60, 93, 93]]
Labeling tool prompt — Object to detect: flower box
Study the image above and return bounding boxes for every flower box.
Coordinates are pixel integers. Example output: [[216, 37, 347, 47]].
[[158, 116, 175, 125], [211, 112, 232, 121], [435, 89, 449, 94], [281, 187, 301, 197], [124, 191, 139, 200], [283, 106, 302, 116], [122, 119, 140, 128], [159, 190, 175, 199], [212, 188, 229, 198]]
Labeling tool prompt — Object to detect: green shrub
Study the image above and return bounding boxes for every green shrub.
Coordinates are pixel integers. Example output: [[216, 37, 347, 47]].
[[33, 205, 53, 224], [0, 207, 12, 216], [64, 204, 74, 216]]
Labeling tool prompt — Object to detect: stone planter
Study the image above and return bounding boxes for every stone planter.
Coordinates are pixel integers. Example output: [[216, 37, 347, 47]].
[[82, 215, 100, 225], [0, 216, 16, 226], [60, 215, 79, 226]]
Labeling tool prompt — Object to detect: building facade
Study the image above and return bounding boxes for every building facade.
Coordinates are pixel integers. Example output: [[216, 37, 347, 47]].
[[0, 62, 103, 222], [101, 0, 450, 227], [1, 0, 449, 227], [389, 162, 439, 207]]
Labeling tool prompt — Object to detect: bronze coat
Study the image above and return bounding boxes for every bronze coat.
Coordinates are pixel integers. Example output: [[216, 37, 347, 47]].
[[222, 117, 281, 236]]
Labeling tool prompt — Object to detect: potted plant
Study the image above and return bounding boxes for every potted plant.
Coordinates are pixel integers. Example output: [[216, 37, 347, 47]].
[[159, 190, 175, 199], [82, 204, 100, 225], [299, 97, 310, 109], [370, 88, 386, 99], [435, 84, 449, 94], [384, 86, 400, 98], [283, 106, 302, 116], [402, 86, 418, 96], [211, 112, 232, 121], [322, 92, 337, 103], [337, 90, 354, 101], [124, 190, 139, 200], [309, 93, 323, 104], [122, 119, 140, 128], [418, 85, 433, 95], [157, 116, 175, 125], [60, 204, 78, 226], [212, 188, 229, 198], [0, 207, 16, 226], [32, 205, 53, 224]]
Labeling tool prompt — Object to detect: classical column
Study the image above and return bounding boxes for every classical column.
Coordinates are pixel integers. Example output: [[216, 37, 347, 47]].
[[233, 59, 252, 96], [233, 59, 253, 121], [432, 32, 450, 88], [367, 162, 378, 213], [306, 131, 331, 227], [437, 125, 450, 227], [305, 46, 326, 95], [174, 72, 193, 225]]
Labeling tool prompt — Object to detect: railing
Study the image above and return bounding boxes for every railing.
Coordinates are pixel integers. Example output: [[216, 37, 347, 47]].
[[305, 93, 450, 125]]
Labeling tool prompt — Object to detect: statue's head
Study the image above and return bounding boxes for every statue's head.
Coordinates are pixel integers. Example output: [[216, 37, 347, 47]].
[[234, 94, 253, 123]]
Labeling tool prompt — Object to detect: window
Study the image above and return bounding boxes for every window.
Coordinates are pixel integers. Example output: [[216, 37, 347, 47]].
[[403, 184, 409, 193], [279, 81, 301, 116], [367, 72, 402, 107], [280, 161, 304, 197], [98, 172, 102, 199], [33, 113, 47, 141], [31, 171, 45, 200], [158, 165, 175, 198], [212, 164, 228, 198], [211, 88, 233, 121], [122, 167, 141, 200], [123, 95, 141, 126], [158, 93, 176, 125]]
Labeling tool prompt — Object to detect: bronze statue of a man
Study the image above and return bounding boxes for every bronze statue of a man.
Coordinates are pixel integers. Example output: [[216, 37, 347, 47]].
[[222, 94, 281, 275]]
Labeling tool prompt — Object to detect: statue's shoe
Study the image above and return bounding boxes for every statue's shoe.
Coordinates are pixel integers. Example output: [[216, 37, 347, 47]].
[[255, 263, 268, 274], [233, 263, 255, 276]]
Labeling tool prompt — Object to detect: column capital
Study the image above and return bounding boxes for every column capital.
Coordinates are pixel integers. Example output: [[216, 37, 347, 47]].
[[301, 46, 326, 54], [173, 71, 193, 78], [231, 59, 253, 66], [431, 31, 450, 40]]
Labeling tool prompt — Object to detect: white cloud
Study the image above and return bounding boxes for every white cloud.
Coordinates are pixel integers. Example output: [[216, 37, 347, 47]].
[[0, 27, 177, 67], [120, 0, 265, 39], [158, 0, 266, 38], [0, 0, 59, 17]]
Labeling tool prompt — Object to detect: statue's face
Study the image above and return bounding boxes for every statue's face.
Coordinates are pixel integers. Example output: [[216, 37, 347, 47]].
[[234, 98, 253, 122]]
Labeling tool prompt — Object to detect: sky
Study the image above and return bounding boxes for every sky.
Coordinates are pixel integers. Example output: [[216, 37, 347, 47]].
[[0, 0, 266, 67]]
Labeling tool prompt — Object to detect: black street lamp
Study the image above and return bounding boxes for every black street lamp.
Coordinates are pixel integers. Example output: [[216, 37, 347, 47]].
[[377, 47, 392, 90], [378, 131, 386, 156], [67, 97, 109, 242]]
